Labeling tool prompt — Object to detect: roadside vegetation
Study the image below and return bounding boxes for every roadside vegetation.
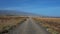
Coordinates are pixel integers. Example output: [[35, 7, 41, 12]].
[[0, 16, 28, 34], [33, 17, 60, 34]]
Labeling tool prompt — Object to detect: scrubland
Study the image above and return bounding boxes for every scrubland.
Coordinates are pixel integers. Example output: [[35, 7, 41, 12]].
[[0, 16, 28, 34], [33, 17, 60, 34]]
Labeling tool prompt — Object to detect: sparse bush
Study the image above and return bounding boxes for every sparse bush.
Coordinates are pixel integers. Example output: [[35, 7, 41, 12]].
[[0, 16, 28, 34], [33, 18, 60, 34]]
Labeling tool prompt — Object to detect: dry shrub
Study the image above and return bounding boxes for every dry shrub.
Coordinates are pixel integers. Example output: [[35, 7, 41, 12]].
[[33, 17, 60, 34]]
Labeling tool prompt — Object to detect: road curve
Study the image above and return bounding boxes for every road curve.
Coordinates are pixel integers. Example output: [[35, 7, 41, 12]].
[[8, 18, 50, 34]]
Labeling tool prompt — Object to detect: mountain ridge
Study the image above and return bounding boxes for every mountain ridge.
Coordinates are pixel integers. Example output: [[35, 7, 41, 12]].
[[0, 10, 40, 16]]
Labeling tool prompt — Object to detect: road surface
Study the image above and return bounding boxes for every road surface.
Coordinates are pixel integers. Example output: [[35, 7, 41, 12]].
[[8, 18, 50, 34]]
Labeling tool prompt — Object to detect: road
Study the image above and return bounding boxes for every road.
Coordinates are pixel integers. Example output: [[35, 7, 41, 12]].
[[8, 18, 50, 34]]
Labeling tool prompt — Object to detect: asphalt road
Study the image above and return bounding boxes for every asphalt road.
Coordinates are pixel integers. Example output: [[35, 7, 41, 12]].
[[8, 18, 50, 34]]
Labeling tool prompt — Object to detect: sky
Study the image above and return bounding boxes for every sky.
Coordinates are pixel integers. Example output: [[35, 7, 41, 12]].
[[0, 0, 60, 17]]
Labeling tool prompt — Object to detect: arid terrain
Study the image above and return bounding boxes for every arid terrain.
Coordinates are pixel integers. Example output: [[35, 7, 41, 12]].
[[33, 17, 60, 34], [8, 17, 50, 34], [0, 16, 28, 34], [0, 16, 60, 34]]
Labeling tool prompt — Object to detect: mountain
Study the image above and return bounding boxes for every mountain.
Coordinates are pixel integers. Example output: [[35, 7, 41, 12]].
[[0, 10, 60, 18], [0, 10, 40, 16]]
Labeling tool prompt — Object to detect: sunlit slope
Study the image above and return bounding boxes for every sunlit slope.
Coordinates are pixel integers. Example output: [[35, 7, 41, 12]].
[[0, 16, 28, 34], [33, 17, 60, 34]]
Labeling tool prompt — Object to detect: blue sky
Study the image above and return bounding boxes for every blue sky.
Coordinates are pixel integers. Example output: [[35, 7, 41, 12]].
[[0, 0, 60, 16]]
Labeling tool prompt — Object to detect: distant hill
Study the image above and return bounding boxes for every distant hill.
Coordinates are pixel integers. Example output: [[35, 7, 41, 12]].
[[0, 10, 40, 16], [0, 10, 60, 18]]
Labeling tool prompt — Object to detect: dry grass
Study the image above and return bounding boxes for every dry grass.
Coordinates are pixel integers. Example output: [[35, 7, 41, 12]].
[[33, 17, 60, 34], [0, 16, 28, 34]]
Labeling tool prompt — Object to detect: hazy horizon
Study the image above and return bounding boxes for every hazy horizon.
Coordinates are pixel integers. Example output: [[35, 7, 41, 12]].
[[0, 0, 60, 17]]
